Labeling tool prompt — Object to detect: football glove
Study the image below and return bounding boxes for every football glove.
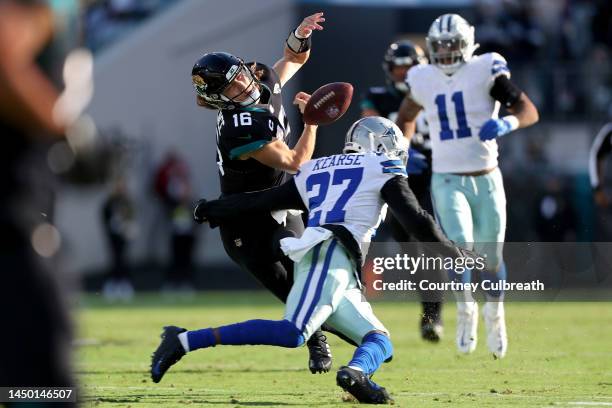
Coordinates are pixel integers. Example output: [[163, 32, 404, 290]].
[[406, 148, 428, 175], [478, 117, 517, 141], [193, 199, 219, 228]]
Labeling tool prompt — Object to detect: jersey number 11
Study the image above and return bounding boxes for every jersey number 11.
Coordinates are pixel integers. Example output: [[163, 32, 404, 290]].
[[434, 91, 472, 141]]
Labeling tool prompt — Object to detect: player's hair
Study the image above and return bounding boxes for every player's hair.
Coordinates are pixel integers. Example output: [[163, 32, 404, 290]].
[[248, 62, 265, 81], [196, 95, 218, 110]]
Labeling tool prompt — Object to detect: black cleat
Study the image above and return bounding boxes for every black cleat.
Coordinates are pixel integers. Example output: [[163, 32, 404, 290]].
[[336, 366, 393, 404], [307, 330, 332, 374], [150, 325, 186, 383], [420, 317, 444, 343]]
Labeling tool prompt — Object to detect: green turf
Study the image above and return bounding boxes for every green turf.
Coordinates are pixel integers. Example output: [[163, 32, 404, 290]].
[[77, 292, 612, 407]]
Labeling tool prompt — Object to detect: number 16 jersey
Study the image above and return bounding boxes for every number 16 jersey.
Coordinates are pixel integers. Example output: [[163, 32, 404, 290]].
[[406, 52, 511, 173]]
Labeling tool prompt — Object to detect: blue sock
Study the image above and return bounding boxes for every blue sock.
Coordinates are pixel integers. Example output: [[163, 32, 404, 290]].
[[187, 319, 304, 351], [481, 261, 507, 300], [348, 332, 393, 376], [186, 328, 217, 350]]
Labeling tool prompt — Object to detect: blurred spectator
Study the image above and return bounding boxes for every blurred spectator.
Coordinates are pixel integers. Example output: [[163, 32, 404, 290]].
[[534, 176, 577, 241], [474, 0, 544, 64], [168, 186, 197, 290], [154, 150, 191, 210], [154, 150, 197, 290], [84, 0, 178, 52], [101, 177, 137, 301]]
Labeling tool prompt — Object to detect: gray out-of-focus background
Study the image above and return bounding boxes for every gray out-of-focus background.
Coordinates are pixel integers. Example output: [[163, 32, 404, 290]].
[[56, 0, 611, 292]]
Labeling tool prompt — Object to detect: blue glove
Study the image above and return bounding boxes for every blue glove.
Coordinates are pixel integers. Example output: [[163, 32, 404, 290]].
[[478, 118, 515, 141], [406, 148, 428, 175]]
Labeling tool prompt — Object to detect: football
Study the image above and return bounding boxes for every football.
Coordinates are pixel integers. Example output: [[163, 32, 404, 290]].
[[303, 82, 353, 125]]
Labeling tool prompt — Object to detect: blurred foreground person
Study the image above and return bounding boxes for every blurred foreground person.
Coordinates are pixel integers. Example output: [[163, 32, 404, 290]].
[[0, 0, 91, 401]]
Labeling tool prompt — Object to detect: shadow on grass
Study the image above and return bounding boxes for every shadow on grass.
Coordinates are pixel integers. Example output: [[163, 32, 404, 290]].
[[78, 367, 305, 375], [84, 395, 302, 406]]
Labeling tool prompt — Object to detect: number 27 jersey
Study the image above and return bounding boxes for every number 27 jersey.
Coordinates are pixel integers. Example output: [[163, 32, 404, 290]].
[[406, 52, 511, 173], [293, 152, 406, 249]]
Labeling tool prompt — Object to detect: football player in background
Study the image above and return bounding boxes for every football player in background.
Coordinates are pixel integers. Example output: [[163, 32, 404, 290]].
[[189, 12, 337, 373], [589, 122, 612, 208], [396, 14, 539, 358], [361, 40, 445, 342], [151, 117, 475, 403]]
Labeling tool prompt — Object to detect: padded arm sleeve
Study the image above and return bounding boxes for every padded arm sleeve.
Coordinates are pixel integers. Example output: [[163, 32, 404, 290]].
[[489, 75, 522, 109]]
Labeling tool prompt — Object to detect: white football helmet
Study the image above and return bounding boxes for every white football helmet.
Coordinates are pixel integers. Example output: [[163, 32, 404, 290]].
[[426, 14, 479, 75], [344, 117, 409, 164]]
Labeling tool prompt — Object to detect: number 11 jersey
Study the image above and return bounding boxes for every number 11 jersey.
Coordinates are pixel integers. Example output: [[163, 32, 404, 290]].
[[406, 52, 511, 173]]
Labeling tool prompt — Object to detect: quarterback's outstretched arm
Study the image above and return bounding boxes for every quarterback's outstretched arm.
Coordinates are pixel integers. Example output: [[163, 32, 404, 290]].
[[194, 179, 305, 226], [273, 12, 325, 87], [395, 95, 422, 142]]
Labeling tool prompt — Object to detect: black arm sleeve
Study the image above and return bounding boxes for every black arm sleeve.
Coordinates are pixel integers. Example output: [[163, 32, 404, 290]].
[[380, 176, 462, 258], [196, 179, 306, 225], [490, 75, 522, 109]]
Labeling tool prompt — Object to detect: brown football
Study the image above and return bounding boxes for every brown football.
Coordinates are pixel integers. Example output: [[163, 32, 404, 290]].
[[303, 82, 353, 125]]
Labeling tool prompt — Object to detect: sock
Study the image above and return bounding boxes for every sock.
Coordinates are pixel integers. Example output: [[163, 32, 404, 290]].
[[347, 332, 393, 376], [482, 261, 507, 300], [186, 319, 304, 351], [178, 332, 190, 352], [186, 327, 217, 351], [422, 302, 442, 323]]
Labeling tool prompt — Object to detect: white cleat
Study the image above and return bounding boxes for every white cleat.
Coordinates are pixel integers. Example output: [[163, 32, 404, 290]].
[[483, 301, 508, 359], [456, 301, 478, 354]]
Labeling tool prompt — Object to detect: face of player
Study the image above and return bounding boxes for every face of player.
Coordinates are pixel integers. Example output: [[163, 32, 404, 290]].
[[391, 65, 410, 83], [222, 67, 260, 105], [431, 38, 463, 66]]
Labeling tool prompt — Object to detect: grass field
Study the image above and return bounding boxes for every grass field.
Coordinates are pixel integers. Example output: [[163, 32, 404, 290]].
[[77, 292, 612, 407]]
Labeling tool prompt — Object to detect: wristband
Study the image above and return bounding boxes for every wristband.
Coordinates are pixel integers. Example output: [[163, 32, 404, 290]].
[[502, 115, 519, 132], [286, 29, 311, 53]]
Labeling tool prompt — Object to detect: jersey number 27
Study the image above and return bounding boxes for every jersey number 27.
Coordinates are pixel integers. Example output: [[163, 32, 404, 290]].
[[306, 168, 363, 226]]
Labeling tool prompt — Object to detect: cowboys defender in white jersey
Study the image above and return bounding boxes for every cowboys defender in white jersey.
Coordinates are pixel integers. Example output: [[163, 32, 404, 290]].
[[396, 14, 539, 358], [151, 117, 473, 404]]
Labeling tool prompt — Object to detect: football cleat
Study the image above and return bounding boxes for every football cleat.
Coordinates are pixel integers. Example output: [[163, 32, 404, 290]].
[[420, 316, 444, 343], [483, 301, 508, 359], [307, 330, 332, 374], [150, 326, 186, 383], [456, 301, 478, 354], [336, 366, 393, 404]]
